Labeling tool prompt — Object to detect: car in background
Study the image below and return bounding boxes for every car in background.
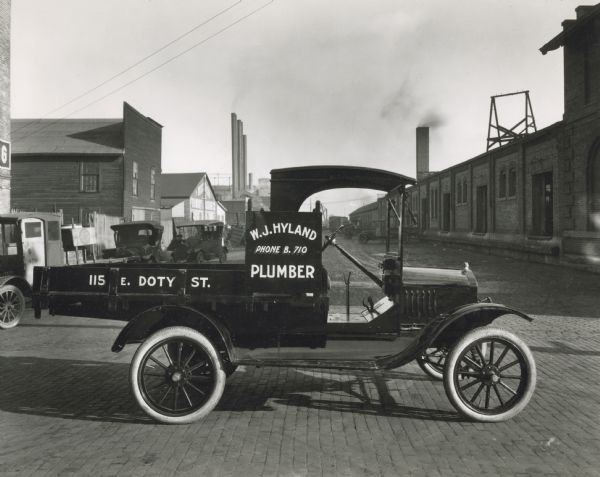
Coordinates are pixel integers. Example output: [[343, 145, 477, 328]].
[[103, 221, 166, 263], [169, 219, 228, 263]]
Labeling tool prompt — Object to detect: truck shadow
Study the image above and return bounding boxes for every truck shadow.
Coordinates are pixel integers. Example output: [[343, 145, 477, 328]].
[[0, 356, 461, 423], [220, 368, 463, 422]]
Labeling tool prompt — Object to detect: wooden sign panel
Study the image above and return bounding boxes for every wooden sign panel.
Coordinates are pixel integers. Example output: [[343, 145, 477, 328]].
[[245, 211, 322, 294]]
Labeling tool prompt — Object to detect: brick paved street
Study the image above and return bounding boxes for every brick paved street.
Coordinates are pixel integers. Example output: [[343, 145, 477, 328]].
[[1, 240, 600, 476]]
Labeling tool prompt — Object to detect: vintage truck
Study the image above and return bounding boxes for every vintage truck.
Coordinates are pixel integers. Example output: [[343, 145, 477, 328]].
[[32, 166, 536, 424], [1, 212, 64, 329]]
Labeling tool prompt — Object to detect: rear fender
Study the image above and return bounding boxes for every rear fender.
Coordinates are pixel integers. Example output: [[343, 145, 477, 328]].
[[111, 305, 236, 362], [420, 302, 533, 351]]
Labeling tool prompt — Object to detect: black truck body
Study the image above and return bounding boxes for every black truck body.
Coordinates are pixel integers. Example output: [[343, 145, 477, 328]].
[[30, 166, 536, 424]]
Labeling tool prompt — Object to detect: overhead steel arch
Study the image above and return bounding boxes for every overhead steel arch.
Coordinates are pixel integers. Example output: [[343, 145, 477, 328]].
[[269, 166, 416, 211]]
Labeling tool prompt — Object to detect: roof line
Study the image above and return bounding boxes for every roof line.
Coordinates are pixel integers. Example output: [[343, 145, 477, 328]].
[[414, 121, 564, 181], [540, 4, 600, 54]]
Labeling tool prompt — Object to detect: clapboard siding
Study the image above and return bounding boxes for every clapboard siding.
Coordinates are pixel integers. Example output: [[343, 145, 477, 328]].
[[11, 155, 123, 223]]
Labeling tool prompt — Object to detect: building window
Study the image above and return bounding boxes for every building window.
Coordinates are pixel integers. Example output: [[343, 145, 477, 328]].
[[462, 178, 468, 205], [498, 168, 507, 199], [508, 166, 517, 197], [150, 168, 156, 200], [132, 161, 138, 196], [80, 162, 99, 192], [457, 178, 463, 205]]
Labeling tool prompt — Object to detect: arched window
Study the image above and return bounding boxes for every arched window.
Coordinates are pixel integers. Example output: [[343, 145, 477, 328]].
[[498, 168, 507, 199], [508, 166, 517, 197]]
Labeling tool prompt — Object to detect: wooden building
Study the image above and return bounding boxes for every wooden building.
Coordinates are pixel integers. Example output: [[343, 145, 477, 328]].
[[10, 102, 162, 224], [160, 172, 226, 223]]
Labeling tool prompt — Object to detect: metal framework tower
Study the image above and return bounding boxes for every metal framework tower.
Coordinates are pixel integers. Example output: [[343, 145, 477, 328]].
[[487, 91, 537, 151]]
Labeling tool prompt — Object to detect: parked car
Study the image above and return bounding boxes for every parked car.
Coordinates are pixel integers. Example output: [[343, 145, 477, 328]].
[[32, 165, 536, 424], [169, 219, 228, 263], [104, 221, 165, 263], [0, 212, 64, 329]]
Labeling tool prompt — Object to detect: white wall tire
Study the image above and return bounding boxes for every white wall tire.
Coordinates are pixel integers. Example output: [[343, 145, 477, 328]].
[[0, 285, 25, 330], [443, 327, 536, 422], [130, 326, 226, 424]]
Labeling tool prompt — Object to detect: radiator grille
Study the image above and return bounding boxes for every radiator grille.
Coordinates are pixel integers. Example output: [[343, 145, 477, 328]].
[[403, 288, 437, 319]]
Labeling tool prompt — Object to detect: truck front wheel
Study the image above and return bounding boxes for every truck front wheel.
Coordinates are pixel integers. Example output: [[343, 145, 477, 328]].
[[443, 327, 536, 422], [130, 326, 226, 424], [0, 285, 25, 330]]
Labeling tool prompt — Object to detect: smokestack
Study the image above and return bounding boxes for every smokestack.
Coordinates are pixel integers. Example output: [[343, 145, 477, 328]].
[[231, 113, 239, 198], [242, 134, 247, 192], [416, 127, 429, 181], [248, 172, 253, 189]]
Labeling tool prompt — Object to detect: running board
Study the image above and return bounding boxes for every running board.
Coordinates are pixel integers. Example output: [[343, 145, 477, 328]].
[[235, 341, 422, 372], [235, 358, 379, 371]]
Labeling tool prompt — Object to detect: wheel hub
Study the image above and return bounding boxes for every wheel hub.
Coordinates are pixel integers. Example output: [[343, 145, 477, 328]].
[[480, 364, 500, 385], [171, 370, 183, 383]]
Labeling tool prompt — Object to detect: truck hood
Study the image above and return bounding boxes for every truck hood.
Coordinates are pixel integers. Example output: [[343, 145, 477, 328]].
[[403, 266, 477, 288]]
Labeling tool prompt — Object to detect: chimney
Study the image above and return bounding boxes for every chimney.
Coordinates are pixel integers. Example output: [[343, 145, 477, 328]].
[[416, 126, 429, 181], [248, 172, 253, 189], [242, 133, 247, 192], [576, 5, 594, 19], [231, 113, 239, 198]]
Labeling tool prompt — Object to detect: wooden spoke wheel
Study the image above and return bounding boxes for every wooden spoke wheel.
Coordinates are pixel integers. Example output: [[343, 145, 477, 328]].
[[443, 327, 536, 422], [130, 327, 226, 424], [0, 285, 25, 330], [417, 347, 447, 380]]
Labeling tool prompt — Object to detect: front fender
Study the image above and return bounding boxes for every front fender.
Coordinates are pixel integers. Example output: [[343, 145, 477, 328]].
[[420, 302, 533, 350], [111, 305, 236, 362], [375, 302, 532, 370], [0, 276, 32, 296]]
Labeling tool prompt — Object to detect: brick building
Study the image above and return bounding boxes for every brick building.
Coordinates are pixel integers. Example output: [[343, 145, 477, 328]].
[[395, 5, 600, 268], [0, 0, 10, 213], [11, 102, 162, 224], [160, 173, 226, 223]]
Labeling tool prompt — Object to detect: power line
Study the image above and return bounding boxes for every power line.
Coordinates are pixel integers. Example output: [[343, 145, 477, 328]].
[[12, 1, 243, 136], [14, 0, 275, 141]]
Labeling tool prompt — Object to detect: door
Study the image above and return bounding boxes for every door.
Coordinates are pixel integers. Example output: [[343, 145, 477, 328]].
[[532, 172, 553, 236], [20, 218, 46, 285]]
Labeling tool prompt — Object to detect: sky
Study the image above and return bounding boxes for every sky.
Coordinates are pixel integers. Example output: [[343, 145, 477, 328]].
[[10, 0, 587, 215]]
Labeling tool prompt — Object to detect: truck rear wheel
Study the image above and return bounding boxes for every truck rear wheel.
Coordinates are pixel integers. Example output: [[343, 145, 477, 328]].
[[0, 285, 25, 330], [130, 326, 226, 424]]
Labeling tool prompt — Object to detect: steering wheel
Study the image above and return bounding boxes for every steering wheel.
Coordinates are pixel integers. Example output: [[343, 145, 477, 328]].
[[322, 224, 346, 252]]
